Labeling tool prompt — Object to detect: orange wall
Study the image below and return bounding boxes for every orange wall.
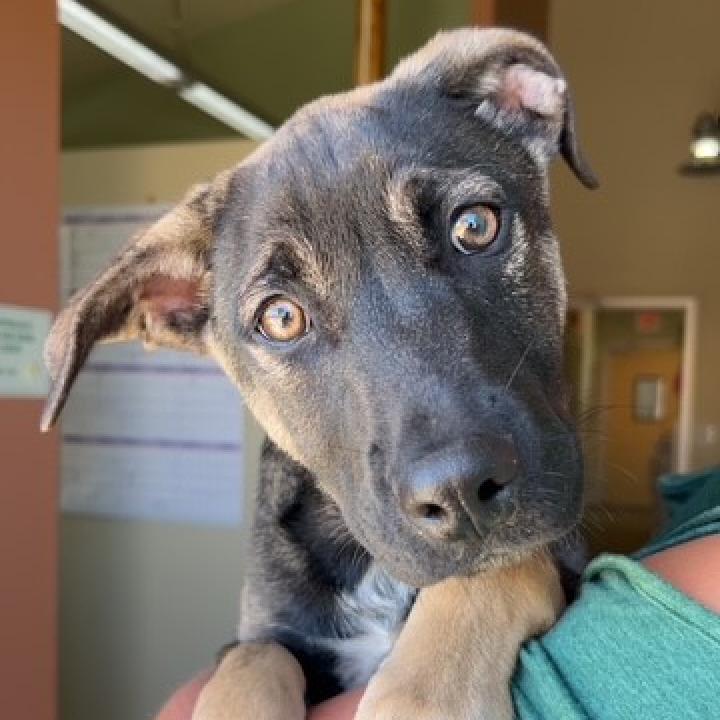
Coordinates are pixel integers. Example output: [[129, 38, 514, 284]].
[[0, 2, 58, 719]]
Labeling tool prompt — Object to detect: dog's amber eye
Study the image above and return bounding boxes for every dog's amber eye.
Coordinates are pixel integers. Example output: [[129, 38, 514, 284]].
[[450, 205, 500, 254], [257, 297, 308, 342]]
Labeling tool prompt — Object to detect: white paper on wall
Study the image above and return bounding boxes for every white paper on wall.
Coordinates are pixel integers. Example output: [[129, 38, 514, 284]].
[[60, 208, 244, 526], [0, 304, 52, 397]]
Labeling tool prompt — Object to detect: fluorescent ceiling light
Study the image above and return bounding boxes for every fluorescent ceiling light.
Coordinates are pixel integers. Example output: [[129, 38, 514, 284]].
[[59, 0, 183, 86], [179, 82, 273, 141], [58, 0, 273, 140]]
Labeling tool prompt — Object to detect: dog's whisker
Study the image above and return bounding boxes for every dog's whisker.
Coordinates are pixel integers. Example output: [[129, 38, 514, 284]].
[[578, 516, 604, 538], [575, 426, 610, 437], [579, 504, 616, 536], [575, 403, 636, 425], [605, 461, 641, 486], [575, 403, 620, 421], [504, 339, 534, 391]]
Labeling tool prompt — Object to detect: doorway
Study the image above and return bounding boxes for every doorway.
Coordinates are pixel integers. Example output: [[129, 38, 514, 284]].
[[566, 298, 697, 553]]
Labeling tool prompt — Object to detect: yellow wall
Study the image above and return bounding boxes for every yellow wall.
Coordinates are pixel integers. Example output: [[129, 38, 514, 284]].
[[62, 139, 257, 206], [549, 0, 720, 470]]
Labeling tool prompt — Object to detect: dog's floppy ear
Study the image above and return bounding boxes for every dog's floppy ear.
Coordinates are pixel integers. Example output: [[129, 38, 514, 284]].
[[41, 172, 232, 432], [391, 27, 598, 188]]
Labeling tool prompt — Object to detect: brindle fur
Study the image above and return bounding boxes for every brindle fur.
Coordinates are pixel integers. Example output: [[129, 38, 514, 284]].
[[43, 28, 595, 720]]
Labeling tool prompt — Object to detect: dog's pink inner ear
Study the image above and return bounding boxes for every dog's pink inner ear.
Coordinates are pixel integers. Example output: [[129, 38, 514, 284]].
[[140, 276, 203, 315], [496, 64, 566, 118], [137, 275, 207, 341]]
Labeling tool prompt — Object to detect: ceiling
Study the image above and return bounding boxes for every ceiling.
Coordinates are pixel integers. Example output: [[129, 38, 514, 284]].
[[62, 0, 471, 148]]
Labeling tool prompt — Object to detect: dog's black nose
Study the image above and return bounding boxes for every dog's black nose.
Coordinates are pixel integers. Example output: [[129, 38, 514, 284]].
[[400, 436, 519, 541]]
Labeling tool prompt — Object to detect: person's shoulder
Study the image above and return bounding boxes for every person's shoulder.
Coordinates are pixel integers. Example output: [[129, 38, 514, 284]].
[[643, 535, 720, 614]]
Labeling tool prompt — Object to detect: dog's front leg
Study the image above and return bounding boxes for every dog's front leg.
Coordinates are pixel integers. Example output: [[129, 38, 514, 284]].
[[355, 551, 564, 720], [191, 643, 305, 720]]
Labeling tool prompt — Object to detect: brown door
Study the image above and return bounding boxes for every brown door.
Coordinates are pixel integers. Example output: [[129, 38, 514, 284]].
[[598, 348, 681, 550]]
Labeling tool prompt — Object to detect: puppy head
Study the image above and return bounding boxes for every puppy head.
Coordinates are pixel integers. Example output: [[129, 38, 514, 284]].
[[44, 29, 594, 586]]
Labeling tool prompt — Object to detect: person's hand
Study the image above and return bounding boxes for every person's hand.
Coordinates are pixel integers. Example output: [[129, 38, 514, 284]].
[[155, 670, 213, 720]]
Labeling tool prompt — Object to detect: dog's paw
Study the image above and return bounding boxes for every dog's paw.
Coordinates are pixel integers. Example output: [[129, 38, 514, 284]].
[[354, 693, 442, 720], [354, 688, 448, 720], [353, 667, 514, 720], [191, 643, 306, 720], [355, 692, 514, 720]]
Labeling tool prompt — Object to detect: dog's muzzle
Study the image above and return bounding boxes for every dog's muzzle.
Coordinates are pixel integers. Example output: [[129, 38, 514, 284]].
[[399, 434, 520, 541]]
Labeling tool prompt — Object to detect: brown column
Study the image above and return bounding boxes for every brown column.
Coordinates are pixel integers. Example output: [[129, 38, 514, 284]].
[[471, 0, 549, 42], [355, 0, 386, 85], [471, 0, 498, 26], [0, 2, 59, 719]]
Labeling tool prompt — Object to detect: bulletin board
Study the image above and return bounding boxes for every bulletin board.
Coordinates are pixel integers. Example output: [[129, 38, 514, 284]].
[[59, 207, 244, 526]]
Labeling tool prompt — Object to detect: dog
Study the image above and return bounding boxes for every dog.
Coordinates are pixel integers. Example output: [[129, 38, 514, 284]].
[[43, 27, 596, 720]]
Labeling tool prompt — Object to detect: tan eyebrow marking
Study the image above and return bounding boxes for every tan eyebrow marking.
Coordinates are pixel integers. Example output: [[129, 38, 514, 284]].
[[384, 172, 430, 259]]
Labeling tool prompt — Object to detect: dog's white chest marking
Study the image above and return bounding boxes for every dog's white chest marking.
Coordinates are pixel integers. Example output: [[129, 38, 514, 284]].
[[326, 565, 414, 689]]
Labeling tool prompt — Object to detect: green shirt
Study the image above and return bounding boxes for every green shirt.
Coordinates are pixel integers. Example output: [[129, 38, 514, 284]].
[[512, 468, 720, 720]]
